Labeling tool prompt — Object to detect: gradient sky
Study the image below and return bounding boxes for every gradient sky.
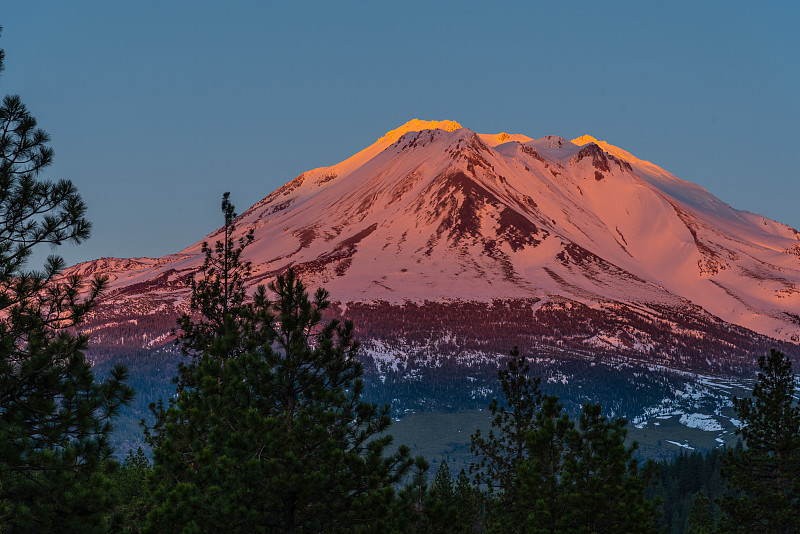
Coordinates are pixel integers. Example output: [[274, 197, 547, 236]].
[[2, 1, 798, 268]]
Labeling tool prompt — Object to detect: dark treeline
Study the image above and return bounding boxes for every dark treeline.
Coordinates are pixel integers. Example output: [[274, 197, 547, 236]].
[[335, 298, 799, 375], [3, 30, 800, 533], [650, 448, 727, 534], [359, 350, 681, 421]]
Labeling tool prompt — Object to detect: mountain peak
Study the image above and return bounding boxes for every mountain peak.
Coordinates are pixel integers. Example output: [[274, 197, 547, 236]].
[[379, 119, 463, 144], [71, 121, 800, 347]]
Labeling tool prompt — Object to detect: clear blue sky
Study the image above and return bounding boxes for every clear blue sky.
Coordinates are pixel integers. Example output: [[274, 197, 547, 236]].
[[2, 1, 798, 267]]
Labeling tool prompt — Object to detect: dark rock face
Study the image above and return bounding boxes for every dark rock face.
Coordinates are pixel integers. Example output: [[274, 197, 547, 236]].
[[574, 143, 611, 172]]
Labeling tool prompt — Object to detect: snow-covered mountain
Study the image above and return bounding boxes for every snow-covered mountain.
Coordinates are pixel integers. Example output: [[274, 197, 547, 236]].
[[75, 119, 800, 373]]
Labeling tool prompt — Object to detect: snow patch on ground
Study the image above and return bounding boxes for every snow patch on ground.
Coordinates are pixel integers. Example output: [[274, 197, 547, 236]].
[[665, 440, 695, 450], [679, 413, 723, 432]]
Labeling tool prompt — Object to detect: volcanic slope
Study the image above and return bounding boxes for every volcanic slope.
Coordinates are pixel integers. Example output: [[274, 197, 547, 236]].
[[74, 120, 800, 373]]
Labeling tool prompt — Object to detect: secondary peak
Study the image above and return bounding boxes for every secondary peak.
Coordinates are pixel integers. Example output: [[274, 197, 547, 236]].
[[571, 134, 599, 146]]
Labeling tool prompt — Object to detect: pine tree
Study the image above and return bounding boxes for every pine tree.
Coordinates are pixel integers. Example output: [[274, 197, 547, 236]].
[[145, 194, 411, 533], [390, 461, 483, 534], [558, 403, 659, 533], [0, 26, 134, 532], [471, 350, 659, 533], [174, 192, 256, 364], [719, 349, 800, 533], [687, 491, 714, 534], [517, 394, 573, 534], [426, 461, 458, 532], [111, 447, 152, 534], [452, 468, 483, 533], [470, 347, 542, 531], [392, 456, 432, 533]]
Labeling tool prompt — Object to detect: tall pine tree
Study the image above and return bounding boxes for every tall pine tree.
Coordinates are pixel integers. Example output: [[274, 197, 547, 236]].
[[558, 403, 658, 533], [0, 26, 133, 533], [517, 394, 574, 534], [145, 194, 411, 533], [719, 349, 800, 533], [470, 347, 542, 531]]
